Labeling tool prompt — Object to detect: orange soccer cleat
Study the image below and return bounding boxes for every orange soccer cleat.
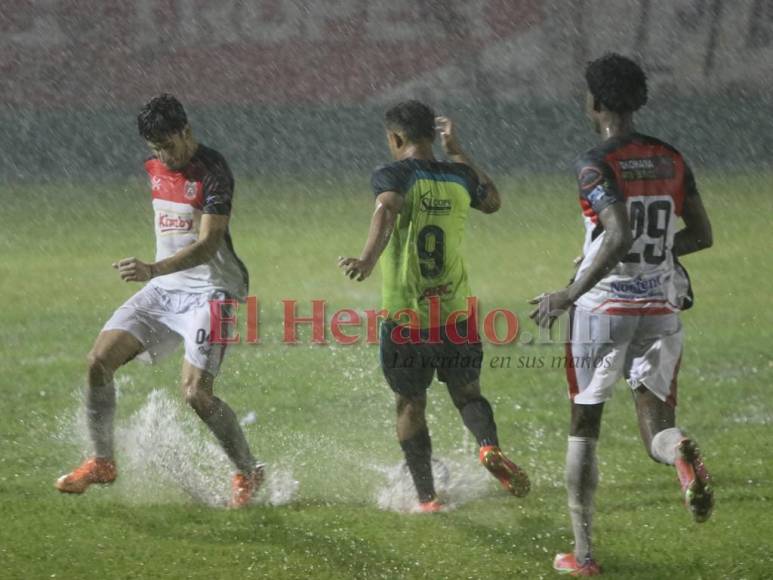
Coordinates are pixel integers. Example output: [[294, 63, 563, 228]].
[[417, 496, 446, 513], [55, 457, 117, 494], [229, 464, 265, 509], [675, 438, 714, 523], [479, 445, 530, 497], [553, 552, 602, 576]]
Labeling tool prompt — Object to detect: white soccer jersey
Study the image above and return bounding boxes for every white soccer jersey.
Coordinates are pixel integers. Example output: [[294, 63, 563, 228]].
[[145, 145, 249, 300], [572, 133, 697, 315]]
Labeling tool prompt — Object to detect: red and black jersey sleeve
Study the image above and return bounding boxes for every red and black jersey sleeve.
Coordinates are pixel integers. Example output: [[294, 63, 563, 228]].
[[198, 147, 235, 215], [683, 162, 699, 198], [574, 152, 624, 218]]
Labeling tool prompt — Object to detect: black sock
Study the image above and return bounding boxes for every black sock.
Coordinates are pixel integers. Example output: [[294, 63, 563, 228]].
[[399, 429, 435, 503], [460, 397, 499, 448], [87, 381, 116, 459]]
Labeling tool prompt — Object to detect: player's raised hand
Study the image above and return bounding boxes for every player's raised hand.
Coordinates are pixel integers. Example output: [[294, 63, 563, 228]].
[[113, 257, 153, 282], [528, 289, 573, 329], [435, 116, 463, 157], [337, 256, 374, 282]]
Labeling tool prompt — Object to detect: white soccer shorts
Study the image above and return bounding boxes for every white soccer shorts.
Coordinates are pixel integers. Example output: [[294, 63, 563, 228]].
[[102, 284, 234, 376], [565, 307, 682, 406]]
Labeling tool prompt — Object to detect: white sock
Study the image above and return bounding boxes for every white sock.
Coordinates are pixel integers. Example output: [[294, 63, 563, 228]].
[[650, 427, 685, 465], [566, 436, 598, 562]]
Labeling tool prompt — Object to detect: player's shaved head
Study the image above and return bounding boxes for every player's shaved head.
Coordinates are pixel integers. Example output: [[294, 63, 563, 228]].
[[137, 94, 189, 142], [385, 100, 436, 143], [586, 53, 648, 114]]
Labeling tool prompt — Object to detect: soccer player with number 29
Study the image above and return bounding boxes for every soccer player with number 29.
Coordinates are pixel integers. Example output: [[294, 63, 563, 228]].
[[529, 54, 715, 576]]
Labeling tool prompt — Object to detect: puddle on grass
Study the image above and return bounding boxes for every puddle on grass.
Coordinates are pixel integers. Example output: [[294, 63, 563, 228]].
[[374, 456, 493, 513], [56, 388, 298, 507], [55, 386, 557, 511]]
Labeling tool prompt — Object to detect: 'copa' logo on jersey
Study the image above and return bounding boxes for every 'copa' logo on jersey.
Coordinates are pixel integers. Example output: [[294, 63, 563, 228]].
[[151, 176, 162, 191], [184, 180, 198, 200], [419, 192, 452, 215]]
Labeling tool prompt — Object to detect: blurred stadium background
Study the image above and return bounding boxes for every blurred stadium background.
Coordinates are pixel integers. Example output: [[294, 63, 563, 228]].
[[3, 0, 773, 179]]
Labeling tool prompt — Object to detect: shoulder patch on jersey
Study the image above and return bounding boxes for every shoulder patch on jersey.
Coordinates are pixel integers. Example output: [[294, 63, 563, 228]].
[[184, 180, 198, 200], [578, 166, 604, 191], [586, 185, 608, 205]]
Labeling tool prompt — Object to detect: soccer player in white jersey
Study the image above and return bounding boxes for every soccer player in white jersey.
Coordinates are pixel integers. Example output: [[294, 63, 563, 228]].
[[56, 94, 263, 508], [529, 55, 715, 575]]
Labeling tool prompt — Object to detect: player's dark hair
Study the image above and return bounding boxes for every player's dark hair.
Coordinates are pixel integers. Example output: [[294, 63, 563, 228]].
[[137, 94, 188, 141], [384, 100, 436, 143], [585, 53, 648, 114]]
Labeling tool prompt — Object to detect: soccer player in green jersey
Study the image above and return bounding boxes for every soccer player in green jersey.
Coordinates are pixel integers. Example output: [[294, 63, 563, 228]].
[[338, 100, 530, 511]]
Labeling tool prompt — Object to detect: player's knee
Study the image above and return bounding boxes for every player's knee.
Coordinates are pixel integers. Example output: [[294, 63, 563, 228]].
[[395, 394, 426, 419], [447, 381, 482, 410], [449, 389, 477, 410], [182, 381, 213, 415], [570, 422, 601, 439], [86, 351, 113, 384], [184, 390, 213, 416], [570, 403, 604, 438]]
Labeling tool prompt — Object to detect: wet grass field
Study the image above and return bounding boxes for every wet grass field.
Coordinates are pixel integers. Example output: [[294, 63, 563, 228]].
[[1, 173, 771, 579]]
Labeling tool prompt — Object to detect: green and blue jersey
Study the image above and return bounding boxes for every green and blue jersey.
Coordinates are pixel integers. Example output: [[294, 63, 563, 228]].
[[371, 158, 486, 328]]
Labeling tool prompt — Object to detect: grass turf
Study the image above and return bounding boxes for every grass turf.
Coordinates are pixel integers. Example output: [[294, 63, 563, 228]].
[[0, 173, 771, 579]]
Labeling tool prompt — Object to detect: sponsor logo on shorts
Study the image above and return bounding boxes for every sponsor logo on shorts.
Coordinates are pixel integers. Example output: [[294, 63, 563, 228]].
[[158, 212, 194, 233]]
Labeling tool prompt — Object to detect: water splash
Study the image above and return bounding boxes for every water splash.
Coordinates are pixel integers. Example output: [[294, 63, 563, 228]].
[[55, 388, 541, 511], [374, 456, 494, 513], [57, 388, 298, 507]]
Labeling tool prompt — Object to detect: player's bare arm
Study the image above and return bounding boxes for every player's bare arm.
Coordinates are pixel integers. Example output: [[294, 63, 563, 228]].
[[435, 116, 501, 214], [113, 213, 229, 282], [673, 193, 712, 257], [529, 202, 632, 327], [338, 190, 403, 281]]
